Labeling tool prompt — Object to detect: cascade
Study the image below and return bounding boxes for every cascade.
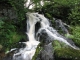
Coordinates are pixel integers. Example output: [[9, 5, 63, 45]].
[[13, 12, 79, 60]]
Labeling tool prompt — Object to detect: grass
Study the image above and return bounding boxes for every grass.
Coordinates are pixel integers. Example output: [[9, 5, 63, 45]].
[[68, 26, 80, 47]]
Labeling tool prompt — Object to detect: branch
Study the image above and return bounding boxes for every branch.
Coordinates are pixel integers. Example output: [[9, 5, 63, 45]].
[[27, 0, 34, 9]]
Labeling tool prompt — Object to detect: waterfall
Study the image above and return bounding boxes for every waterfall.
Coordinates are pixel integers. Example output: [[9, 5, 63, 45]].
[[13, 12, 79, 60]]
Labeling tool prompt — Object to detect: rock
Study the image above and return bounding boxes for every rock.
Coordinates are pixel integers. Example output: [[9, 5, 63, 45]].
[[33, 43, 54, 60], [0, 45, 5, 60], [0, 3, 17, 20], [0, 45, 6, 60], [32, 44, 42, 60], [37, 29, 52, 45], [0, 51, 5, 60], [2, 50, 15, 60], [39, 43, 54, 60]]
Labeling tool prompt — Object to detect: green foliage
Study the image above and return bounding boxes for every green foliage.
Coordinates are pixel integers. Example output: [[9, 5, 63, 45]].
[[8, 0, 26, 21], [0, 19, 5, 28], [68, 5, 80, 25], [0, 30, 26, 51], [0, 17, 26, 51], [52, 40, 70, 50], [32, 0, 42, 8], [52, 41, 62, 49], [34, 0, 80, 25], [53, 0, 80, 24], [0, 0, 28, 51], [69, 26, 80, 47]]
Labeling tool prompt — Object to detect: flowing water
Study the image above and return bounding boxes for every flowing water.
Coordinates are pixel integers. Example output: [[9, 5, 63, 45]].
[[13, 13, 79, 60]]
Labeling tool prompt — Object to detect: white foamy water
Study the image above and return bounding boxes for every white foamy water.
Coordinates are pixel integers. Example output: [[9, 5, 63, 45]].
[[13, 13, 79, 60]]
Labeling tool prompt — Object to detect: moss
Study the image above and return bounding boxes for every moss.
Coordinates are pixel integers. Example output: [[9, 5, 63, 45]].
[[52, 40, 69, 50], [52, 40, 80, 60], [32, 44, 43, 60], [55, 48, 80, 60]]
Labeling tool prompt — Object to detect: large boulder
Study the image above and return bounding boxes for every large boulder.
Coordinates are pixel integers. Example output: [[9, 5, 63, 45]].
[[33, 43, 54, 60]]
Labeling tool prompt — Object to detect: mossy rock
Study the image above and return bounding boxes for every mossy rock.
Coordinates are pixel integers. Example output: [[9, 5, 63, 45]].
[[32, 43, 43, 60], [52, 40, 80, 60], [54, 48, 80, 60], [33, 40, 80, 60]]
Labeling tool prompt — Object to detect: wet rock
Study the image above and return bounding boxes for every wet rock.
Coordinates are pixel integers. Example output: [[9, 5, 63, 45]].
[[37, 29, 52, 45], [35, 22, 41, 34], [33, 43, 54, 60]]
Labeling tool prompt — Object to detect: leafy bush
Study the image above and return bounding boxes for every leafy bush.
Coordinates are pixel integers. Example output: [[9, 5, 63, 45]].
[[0, 0, 27, 51], [69, 26, 80, 47], [34, 0, 80, 25], [9, 0, 26, 21], [68, 5, 80, 25]]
